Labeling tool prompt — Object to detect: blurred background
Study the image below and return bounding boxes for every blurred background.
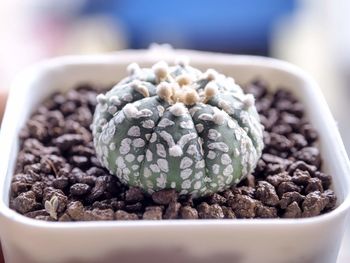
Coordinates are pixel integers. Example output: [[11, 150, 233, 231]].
[[0, 0, 349, 261]]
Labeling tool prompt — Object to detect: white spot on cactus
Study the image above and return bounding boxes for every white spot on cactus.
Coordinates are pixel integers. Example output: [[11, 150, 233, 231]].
[[223, 164, 233, 176], [146, 149, 153, 162], [178, 133, 197, 147], [150, 133, 157, 143], [106, 123, 116, 135], [142, 120, 155, 129], [122, 168, 130, 175], [100, 133, 109, 145], [122, 94, 133, 102], [234, 129, 242, 140], [180, 120, 194, 129], [225, 174, 233, 184], [169, 145, 183, 157], [157, 105, 165, 117], [213, 111, 226, 125], [204, 177, 212, 183], [195, 123, 204, 133], [156, 143, 167, 158], [180, 168, 192, 180], [193, 181, 201, 190], [123, 104, 138, 119], [169, 103, 188, 117], [180, 157, 193, 169], [208, 129, 221, 141], [171, 182, 176, 188], [116, 156, 126, 169], [109, 142, 116, 151], [125, 154, 135, 162], [133, 138, 145, 147], [181, 180, 191, 189], [138, 109, 153, 118], [198, 113, 213, 121], [159, 131, 175, 147], [158, 118, 175, 128], [186, 144, 197, 155], [221, 154, 232, 165], [195, 171, 203, 179], [144, 167, 152, 178], [156, 173, 167, 188], [108, 105, 118, 115], [137, 155, 144, 163], [213, 164, 220, 174], [227, 119, 235, 129], [210, 183, 218, 188], [207, 150, 216, 160], [218, 100, 234, 115], [157, 159, 169, 172], [120, 138, 131, 154], [110, 96, 121, 106], [97, 94, 107, 104], [208, 142, 229, 152], [195, 160, 205, 169], [150, 164, 160, 173], [114, 112, 125, 125], [127, 126, 141, 137]]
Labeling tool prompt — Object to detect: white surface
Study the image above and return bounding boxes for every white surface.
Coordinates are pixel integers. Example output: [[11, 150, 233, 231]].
[[0, 49, 349, 263]]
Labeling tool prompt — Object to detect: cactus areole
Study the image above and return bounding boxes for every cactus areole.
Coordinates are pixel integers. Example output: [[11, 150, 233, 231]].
[[92, 59, 264, 197]]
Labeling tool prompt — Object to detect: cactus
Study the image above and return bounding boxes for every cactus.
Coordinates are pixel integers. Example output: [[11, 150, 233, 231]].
[[92, 59, 264, 197]]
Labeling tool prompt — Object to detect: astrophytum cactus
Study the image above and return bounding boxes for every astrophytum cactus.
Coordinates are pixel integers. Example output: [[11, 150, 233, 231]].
[[92, 59, 264, 197]]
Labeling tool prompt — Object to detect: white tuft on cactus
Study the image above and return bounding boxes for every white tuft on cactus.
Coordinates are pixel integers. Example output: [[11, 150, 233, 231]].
[[203, 69, 218, 81], [152, 61, 169, 81], [175, 74, 192, 87], [92, 59, 264, 197]]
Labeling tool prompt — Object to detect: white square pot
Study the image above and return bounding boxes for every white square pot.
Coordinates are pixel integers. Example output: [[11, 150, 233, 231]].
[[0, 48, 349, 263]]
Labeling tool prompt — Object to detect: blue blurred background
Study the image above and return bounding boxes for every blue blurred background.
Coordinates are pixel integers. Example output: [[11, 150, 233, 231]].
[[81, 0, 295, 54]]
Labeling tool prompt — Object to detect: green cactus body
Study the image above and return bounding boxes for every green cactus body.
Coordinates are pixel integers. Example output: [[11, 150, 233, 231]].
[[92, 60, 264, 197]]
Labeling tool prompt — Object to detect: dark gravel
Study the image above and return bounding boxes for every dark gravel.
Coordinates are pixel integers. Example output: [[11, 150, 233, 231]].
[[9, 81, 337, 221]]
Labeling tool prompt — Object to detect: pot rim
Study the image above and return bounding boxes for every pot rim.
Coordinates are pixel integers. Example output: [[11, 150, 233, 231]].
[[1, 49, 349, 229]]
